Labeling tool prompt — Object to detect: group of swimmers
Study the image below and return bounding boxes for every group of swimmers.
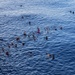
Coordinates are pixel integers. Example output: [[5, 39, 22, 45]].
[[69, 11, 75, 14], [0, 25, 63, 60]]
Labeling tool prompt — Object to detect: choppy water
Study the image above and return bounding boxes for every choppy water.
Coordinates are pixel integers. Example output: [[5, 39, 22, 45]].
[[0, 0, 75, 75]]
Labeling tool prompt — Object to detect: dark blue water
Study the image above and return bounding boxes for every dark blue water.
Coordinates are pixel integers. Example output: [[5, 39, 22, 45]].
[[0, 0, 75, 75]]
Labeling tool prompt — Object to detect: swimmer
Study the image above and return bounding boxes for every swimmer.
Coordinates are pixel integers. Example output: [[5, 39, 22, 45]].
[[37, 27, 40, 33], [16, 37, 20, 41], [23, 31, 27, 36], [55, 28, 57, 31], [22, 43, 25, 46], [32, 34, 36, 41], [28, 34, 30, 38], [0, 38, 3, 41], [8, 45, 10, 48], [45, 36, 48, 40], [46, 53, 51, 58], [53, 26, 57, 31], [15, 44, 17, 48], [11, 42, 14, 46], [21, 16, 24, 19], [2, 47, 4, 52], [46, 53, 55, 60], [6, 52, 9, 56], [60, 26, 63, 30], [20, 5, 22, 7], [44, 26, 50, 33], [51, 54, 55, 60], [29, 21, 31, 25], [28, 52, 33, 57], [73, 11, 74, 14], [69, 11, 72, 13]]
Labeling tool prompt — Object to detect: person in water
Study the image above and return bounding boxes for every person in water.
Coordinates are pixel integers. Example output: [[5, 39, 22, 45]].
[[0, 38, 3, 41], [46, 53, 55, 60], [29, 21, 31, 25], [54, 28, 57, 31], [73, 11, 74, 14], [69, 11, 74, 14], [44, 26, 50, 33], [23, 31, 27, 36], [28, 51, 33, 57], [69, 10, 72, 13], [20, 5, 23, 7], [8, 45, 11, 48], [37, 27, 40, 33], [51, 54, 55, 60], [6, 52, 9, 56], [11, 42, 14, 46], [60, 26, 63, 30], [47, 53, 51, 58], [16, 37, 20, 41], [15, 44, 17, 48], [32, 33, 36, 41], [21, 16, 24, 19], [22, 43, 25, 46], [2, 47, 4, 52], [45, 36, 48, 40]]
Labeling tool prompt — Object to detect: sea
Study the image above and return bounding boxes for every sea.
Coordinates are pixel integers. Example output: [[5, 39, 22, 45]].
[[0, 0, 75, 75]]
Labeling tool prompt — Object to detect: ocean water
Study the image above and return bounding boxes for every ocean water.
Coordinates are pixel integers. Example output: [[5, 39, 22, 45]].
[[0, 0, 75, 75]]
